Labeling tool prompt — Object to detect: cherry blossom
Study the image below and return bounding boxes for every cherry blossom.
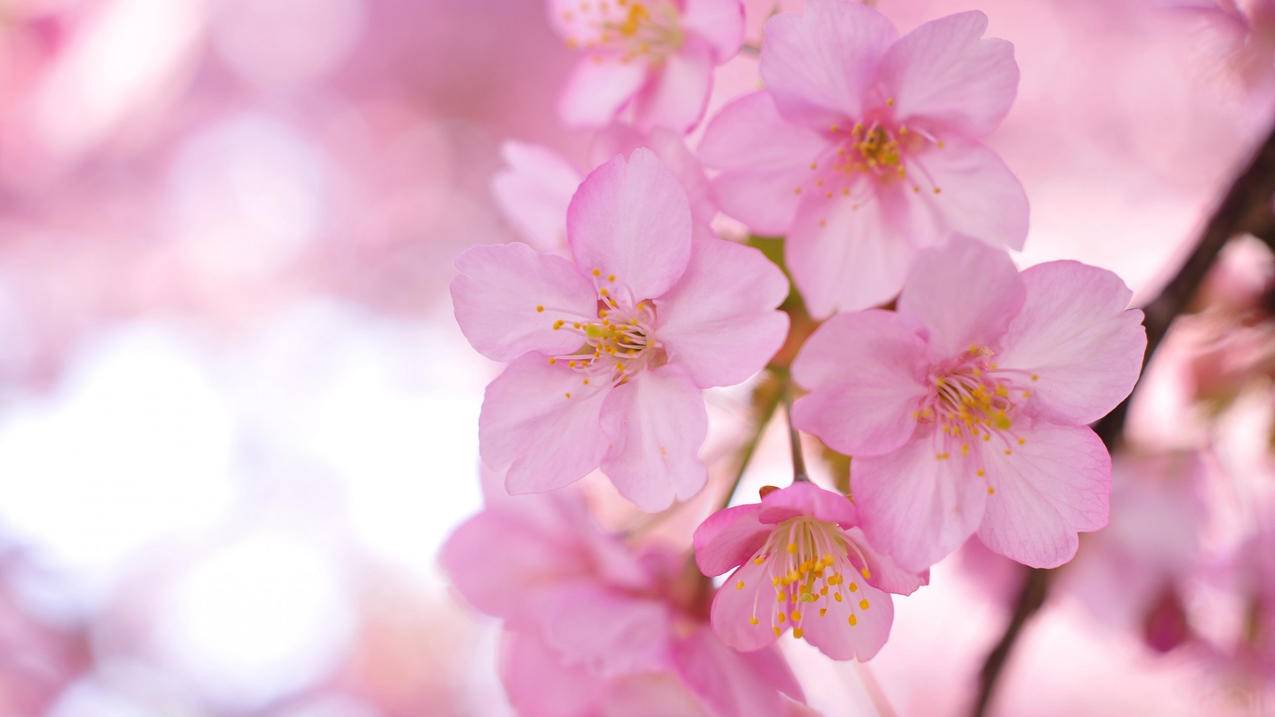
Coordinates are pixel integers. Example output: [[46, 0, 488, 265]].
[[548, 0, 745, 131], [791, 237, 1146, 570], [693, 482, 926, 661], [452, 148, 788, 510], [699, 2, 1028, 317]]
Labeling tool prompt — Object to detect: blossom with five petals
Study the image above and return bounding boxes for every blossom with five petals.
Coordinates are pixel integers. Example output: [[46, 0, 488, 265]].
[[452, 148, 789, 511], [699, 1, 1028, 317], [791, 237, 1146, 570]]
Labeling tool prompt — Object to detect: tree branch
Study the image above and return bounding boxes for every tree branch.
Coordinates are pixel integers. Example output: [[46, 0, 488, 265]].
[[969, 119, 1275, 717]]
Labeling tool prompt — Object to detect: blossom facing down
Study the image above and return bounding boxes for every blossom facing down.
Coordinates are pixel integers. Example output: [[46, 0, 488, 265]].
[[792, 237, 1146, 571], [548, 0, 745, 132], [699, 1, 1028, 317], [439, 478, 806, 717], [693, 482, 927, 661], [491, 126, 715, 252], [453, 148, 789, 511]]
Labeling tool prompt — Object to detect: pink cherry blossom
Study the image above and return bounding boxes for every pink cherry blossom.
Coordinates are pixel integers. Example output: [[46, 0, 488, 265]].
[[548, 0, 745, 132], [491, 126, 715, 252], [791, 237, 1146, 571], [452, 148, 789, 510], [439, 479, 806, 716], [1165, 0, 1275, 87], [693, 481, 927, 661], [699, 2, 1028, 317]]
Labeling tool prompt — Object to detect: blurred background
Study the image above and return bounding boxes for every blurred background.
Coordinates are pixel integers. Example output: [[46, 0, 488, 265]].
[[0, 0, 1273, 715]]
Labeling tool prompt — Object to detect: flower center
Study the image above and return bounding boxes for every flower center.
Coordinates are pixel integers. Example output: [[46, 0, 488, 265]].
[[914, 346, 1038, 469], [740, 517, 873, 641], [559, 0, 684, 61], [539, 269, 662, 395], [794, 114, 945, 209]]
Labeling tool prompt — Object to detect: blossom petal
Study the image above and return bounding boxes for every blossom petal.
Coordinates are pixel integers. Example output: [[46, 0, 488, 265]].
[[854, 434, 988, 571], [710, 556, 782, 652], [760, 0, 898, 127], [843, 527, 928, 596], [799, 579, 893, 661], [500, 631, 604, 717], [694, 504, 770, 577], [568, 148, 693, 299], [558, 56, 649, 127], [681, 0, 745, 60], [877, 11, 1018, 138], [758, 481, 858, 528], [631, 39, 715, 133], [656, 233, 790, 388], [910, 137, 1029, 251], [791, 309, 928, 456], [591, 125, 717, 225], [699, 92, 828, 235], [538, 581, 672, 677], [490, 141, 581, 251], [671, 628, 805, 717], [997, 261, 1146, 425], [451, 242, 598, 361], [785, 186, 918, 318], [479, 354, 612, 493], [600, 367, 708, 511], [976, 422, 1111, 568], [897, 236, 1025, 360]]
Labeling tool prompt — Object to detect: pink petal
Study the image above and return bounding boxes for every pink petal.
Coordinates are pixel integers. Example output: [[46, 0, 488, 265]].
[[877, 11, 1018, 138], [604, 675, 706, 717], [655, 233, 790, 388], [799, 578, 894, 661], [538, 581, 673, 677], [760, 0, 898, 127], [680, 0, 745, 60], [710, 556, 782, 652], [699, 92, 828, 235], [438, 508, 580, 624], [479, 354, 612, 493], [590, 125, 717, 225], [631, 39, 715, 133], [897, 236, 1025, 360], [693, 503, 771, 577], [996, 261, 1147, 425], [500, 630, 604, 717], [758, 481, 858, 528], [558, 56, 649, 127], [785, 186, 918, 318], [908, 137, 1029, 251], [671, 627, 805, 717], [451, 242, 599, 362], [791, 309, 928, 456], [854, 434, 988, 572], [568, 148, 693, 299], [843, 527, 928, 596], [490, 141, 581, 252], [599, 367, 708, 511], [976, 421, 1111, 568]]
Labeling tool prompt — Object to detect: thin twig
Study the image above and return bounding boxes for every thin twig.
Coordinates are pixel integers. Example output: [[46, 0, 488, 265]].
[[785, 392, 810, 483], [969, 119, 1275, 717]]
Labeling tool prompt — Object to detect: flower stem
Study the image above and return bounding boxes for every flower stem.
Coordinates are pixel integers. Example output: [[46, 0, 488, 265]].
[[969, 118, 1275, 717], [716, 369, 788, 512], [786, 391, 809, 483]]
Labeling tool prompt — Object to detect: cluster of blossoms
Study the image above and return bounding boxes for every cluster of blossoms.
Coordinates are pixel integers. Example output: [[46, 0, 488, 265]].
[[445, 1, 1148, 712]]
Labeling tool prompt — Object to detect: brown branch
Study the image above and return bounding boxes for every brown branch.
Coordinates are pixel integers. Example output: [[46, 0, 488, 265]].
[[968, 119, 1275, 717]]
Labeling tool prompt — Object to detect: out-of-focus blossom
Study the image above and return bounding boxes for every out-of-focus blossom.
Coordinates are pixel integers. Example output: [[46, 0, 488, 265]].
[[452, 149, 788, 510], [792, 238, 1145, 570], [440, 479, 805, 716], [699, 2, 1027, 317], [491, 125, 714, 252], [1164, 0, 1275, 88], [548, 0, 745, 131], [694, 481, 925, 660]]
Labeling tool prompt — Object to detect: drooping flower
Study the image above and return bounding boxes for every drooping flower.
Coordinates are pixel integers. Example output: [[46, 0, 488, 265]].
[[791, 237, 1146, 571], [452, 148, 789, 511], [699, 1, 1028, 317], [439, 474, 806, 717], [693, 481, 926, 660], [491, 126, 715, 252], [548, 0, 745, 132]]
